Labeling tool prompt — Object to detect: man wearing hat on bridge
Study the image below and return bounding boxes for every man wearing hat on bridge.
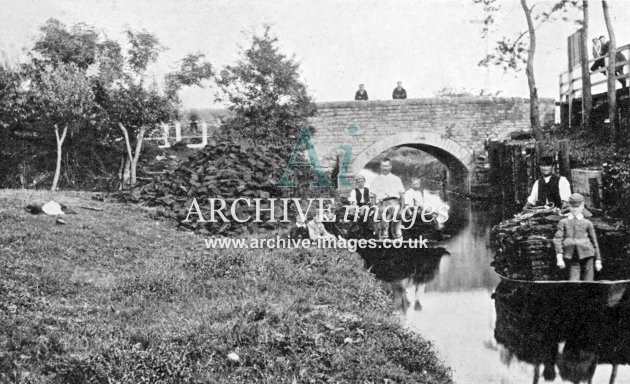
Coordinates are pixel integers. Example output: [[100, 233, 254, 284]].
[[525, 155, 572, 210]]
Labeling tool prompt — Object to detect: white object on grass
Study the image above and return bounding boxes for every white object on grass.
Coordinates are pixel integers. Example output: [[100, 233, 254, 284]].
[[41, 201, 65, 215]]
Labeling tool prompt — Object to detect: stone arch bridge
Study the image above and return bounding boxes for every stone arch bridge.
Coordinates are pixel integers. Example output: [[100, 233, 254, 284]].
[[309, 97, 555, 193]]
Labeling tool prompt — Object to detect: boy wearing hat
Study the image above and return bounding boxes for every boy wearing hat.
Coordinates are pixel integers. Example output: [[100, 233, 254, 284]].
[[553, 193, 602, 281], [525, 155, 572, 209]]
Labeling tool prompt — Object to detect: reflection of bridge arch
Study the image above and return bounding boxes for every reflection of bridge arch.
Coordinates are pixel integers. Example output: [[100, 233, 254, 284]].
[[350, 132, 473, 193]]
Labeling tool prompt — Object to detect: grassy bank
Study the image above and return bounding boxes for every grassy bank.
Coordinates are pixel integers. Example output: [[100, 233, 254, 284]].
[[0, 189, 451, 384]]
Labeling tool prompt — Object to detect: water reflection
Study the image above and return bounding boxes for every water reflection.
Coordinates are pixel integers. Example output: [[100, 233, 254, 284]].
[[494, 279, 630, 383], [357, 192, 630, 383], [361, 246, 450, 313]]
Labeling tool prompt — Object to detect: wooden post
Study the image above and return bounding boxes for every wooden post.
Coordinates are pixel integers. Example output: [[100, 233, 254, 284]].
[[511, 144, 520, 208], [175, 121, 182, 142], [568, 69, 574, 130], [201, 121, 208, 146], [589, 177, 601, 208], [610, 364, 618, 384], [580, 14, 593, 131], [603, 0, 618, 145], [514, 144, 528, 206], [159, 123, 171, 148], [558, 140, 572, 184], [488, 141, 500, 184]]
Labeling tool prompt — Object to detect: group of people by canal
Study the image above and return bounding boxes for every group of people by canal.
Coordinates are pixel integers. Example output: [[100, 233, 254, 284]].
[[302, 157, 444, 243]]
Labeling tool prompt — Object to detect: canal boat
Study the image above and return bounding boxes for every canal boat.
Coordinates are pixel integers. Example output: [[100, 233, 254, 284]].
[[495, 272, 630, 309], [491, 206, 630, 282], [493, 277, 630, 383]]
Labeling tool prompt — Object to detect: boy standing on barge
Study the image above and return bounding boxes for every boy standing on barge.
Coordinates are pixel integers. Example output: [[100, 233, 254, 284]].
[[554, 193, 602, 281]]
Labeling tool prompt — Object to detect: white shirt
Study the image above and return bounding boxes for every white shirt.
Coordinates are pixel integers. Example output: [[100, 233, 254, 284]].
[[527, 175, 571, 206], [369, 173, 405, 203], [404, 188, 424, 206], [348, 187, 369, 205]]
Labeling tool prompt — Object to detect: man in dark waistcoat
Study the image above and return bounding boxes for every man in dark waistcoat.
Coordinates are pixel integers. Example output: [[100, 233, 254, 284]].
[[392, 81, 407, 99], [354, 84, 368, 100], [525, 156, 571, 209], [349, 175, 371, 206]]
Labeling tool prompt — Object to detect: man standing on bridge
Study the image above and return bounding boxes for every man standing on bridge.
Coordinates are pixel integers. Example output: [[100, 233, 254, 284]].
[[392, 81, 407, 99], [369, 158, 405, 240], [524, 156, 571, 209], [354, 84, 369, 100]]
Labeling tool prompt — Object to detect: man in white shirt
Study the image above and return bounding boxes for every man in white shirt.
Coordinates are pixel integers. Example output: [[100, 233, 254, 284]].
[[525, 156, 571, 209], [369, 158, 405, 240]]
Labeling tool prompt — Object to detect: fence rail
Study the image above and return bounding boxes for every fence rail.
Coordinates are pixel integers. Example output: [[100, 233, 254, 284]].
[[143, 121, 220, 148]]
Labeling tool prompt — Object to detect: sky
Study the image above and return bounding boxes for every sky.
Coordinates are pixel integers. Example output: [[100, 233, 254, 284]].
[[1, 0, 629, 109]]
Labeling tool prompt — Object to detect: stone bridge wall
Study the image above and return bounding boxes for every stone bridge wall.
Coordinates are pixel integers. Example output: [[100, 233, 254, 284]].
[[309, 97, 556, 176]]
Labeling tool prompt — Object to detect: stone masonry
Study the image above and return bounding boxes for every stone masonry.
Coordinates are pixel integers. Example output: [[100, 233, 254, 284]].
[[309, 97, 555, 192]]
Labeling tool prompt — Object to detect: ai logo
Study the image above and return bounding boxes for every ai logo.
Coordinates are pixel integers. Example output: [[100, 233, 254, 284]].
[[275, 124, 359, 187]]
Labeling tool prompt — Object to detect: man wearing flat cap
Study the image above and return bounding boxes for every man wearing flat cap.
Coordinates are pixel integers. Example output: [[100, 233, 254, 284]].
[[525, 155, 571, 209]]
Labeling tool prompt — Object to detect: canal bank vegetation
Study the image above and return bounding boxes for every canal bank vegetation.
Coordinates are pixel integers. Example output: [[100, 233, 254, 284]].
[[0, 189, 452, 383]]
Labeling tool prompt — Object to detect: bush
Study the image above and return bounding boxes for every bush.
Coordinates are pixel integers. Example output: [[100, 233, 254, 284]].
[[601, 161, 630, 222]]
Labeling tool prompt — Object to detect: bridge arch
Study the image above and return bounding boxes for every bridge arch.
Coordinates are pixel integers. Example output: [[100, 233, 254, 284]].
[[350, 132, 474, 193]]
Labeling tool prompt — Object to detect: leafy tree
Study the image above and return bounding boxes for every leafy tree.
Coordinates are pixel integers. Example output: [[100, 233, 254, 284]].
[[0, 62, 31, 130], [0, 62, 37, 187], [33, 19, 101, 69], [28, 19, 212, 189], [27, 18, 125, 188], [215, 26, 316, 146], [474, 0, 579, 140], [100, 31, 213, 187], [31, 62, 95, 190]]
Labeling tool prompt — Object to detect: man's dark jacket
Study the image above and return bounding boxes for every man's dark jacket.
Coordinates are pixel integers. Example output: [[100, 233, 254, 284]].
[[355, 90, 368, 100], [392, 87, 407, 99]]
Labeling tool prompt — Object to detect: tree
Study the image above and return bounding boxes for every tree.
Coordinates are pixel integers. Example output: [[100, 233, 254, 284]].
[[215, 26, 316, 146], [102, 31, 213, 187], [475, 0, 579, 140], [3, 19, 213, 190], [580, 0, 592, 131], [28, 18, 125, 189], [33, 19, 101, 70], [31, 63, 95, 190], [0, 61, 37, 187], [602, 0, 618, 144]]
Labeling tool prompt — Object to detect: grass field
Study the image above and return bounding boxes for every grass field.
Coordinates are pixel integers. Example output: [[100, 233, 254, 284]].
[[0, 189, 452, 384]]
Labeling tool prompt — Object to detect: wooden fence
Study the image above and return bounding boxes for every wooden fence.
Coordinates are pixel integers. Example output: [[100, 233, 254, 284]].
[[559, 43, 630, 128], [487, 139, 571, 214], [143, 121, 220, 148]]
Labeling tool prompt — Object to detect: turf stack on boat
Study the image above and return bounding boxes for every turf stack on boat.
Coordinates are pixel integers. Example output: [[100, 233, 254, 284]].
[[491, 209, 630, 281], [491, 209, 562, 280]]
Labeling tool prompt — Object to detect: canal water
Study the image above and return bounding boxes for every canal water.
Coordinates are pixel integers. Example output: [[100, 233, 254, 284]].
[[363, 191, 630, 384]]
